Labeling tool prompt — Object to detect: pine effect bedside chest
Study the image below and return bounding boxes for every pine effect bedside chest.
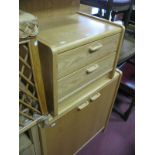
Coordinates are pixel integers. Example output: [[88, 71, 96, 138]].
[[20, 0, 124, 155]]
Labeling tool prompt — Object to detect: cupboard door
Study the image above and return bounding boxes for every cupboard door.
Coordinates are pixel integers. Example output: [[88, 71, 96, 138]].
[[40, 72, 121, 155]]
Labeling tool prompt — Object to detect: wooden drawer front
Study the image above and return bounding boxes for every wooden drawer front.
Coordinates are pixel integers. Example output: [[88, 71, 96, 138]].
[[58, 34, 120, 79], [58, 53, 116, 101], [40, 74, 120, 155]]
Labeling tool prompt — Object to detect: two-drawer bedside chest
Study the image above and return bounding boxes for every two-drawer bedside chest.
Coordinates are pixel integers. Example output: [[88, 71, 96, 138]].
[[20, 0, 124, 155], [38, 12, 124, 116]]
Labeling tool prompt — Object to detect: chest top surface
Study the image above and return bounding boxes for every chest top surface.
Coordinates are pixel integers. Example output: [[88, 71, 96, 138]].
[[37, 13, 122, 53]]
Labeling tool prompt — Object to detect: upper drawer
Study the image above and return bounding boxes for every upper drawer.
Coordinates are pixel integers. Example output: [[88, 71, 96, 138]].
[[58, 53, 116, 101], [58, 33, 120, 79]]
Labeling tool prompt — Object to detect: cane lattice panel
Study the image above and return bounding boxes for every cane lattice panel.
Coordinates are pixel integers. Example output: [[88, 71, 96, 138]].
[[19, 39, 47, 133]]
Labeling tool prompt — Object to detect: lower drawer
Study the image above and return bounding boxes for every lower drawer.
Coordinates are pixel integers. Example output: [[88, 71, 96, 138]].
[[58, 53, 116, 101], [39, 71, 121, 155]]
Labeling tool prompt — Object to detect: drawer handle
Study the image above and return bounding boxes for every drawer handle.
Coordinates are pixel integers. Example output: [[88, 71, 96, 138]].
[[89, 43, 103, 53], [78, 101, 89, 111], [50, 123, 56, 128], [90, 93, 101, 101], [86, 64, 99, 74]]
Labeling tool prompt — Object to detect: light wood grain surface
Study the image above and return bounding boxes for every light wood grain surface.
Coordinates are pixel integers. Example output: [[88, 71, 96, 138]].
[[58, 53, 116, 101], [20, 0, 80, 18], [58, 33, 120, 78], [58, 71, 120, 116], [37, 14, 122, 53], [37, 12, 124, 115], [39, 71, 121, 155]]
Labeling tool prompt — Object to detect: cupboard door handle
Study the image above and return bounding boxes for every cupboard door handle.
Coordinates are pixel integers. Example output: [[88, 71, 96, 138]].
[[78, 101, 89, 111], [86, 64, 99, 74], [90, 93, 101, 101], [89, 43, 103, 53]]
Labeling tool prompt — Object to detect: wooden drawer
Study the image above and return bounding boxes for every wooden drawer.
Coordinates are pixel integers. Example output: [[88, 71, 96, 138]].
[[58, 34, 120, 79], [58, 53, 116, 101], [39, 71, 121, 155]]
